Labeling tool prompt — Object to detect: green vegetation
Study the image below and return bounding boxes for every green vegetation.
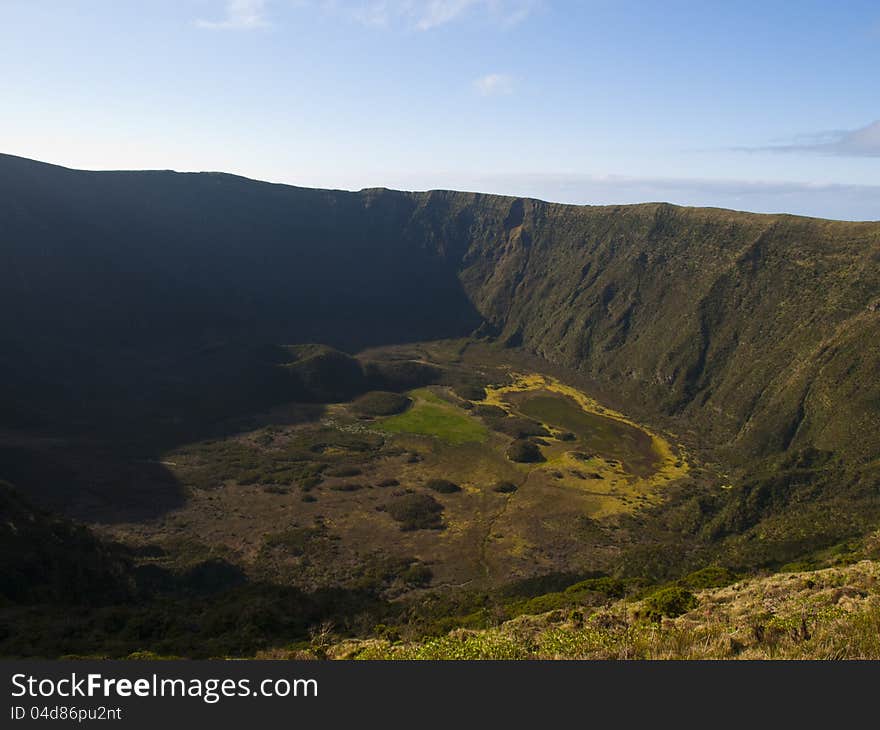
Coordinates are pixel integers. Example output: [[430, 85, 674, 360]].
[[386, 493, 445, 531], [331, 560, 880, 660], [493, 481, 518, 493], [4, 153, 880, 659], [325, 466, 362, 477], [280, 345, 367, 403], [474, 405, 507, 419], [352, 391, 411, 417], [401, 563, 433, 587], [330, 483, 365, 492], [452, 383, 487, 401], [263, 526, 326, 556], [0, 481, 130, 604], [640, 586, 698, 621], [378, 391, 488, 445], [506, 439, 545, 463], [484, 415, 549, 439], [425, 479, 461, 494], [678, 565, 738, 590], [364, 361, 442, 392], [516, 393, 658, 475]]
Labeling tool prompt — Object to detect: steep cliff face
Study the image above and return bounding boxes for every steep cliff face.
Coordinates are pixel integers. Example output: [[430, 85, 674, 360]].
[[400, 193, 880, 465], [2, 153, 879, 468]]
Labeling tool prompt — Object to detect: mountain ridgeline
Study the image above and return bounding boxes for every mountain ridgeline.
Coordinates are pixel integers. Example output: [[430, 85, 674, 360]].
[[2, 153, 878, 467], [3, 153, 880, 656]]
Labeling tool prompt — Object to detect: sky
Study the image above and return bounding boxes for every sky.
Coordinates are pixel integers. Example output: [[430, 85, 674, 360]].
[[1, 0, 878, 220]]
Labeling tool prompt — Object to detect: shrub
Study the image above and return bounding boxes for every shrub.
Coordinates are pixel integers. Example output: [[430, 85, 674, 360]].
[[563, 576, 625, 598], [474, 405, 507, 419], [182, 559, 246, 595], [325, 466, 362, 477], [376, 478, 400, 488], [263, 527, 324, 556], [453, 383, 487, 401], [557, 431, 577, 442], [493, 481, 518, 493], [299, 475, 322, 492], [506, 440, 545, 463], [679, 565, 737, 590], [425, 479, 461, 494], [402, 563, 433, 586], [641, 586, 698, 622], [330, 483, 365, 492], [387, 493, 444, 531], [352, 391, 411, 417]]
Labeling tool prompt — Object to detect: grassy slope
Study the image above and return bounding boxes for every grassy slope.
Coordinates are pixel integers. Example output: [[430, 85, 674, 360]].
[[405, 193, 880, 468], [3, 154, 877, 478], [2, 156, 880, 657], [325, 553, 880, 660]]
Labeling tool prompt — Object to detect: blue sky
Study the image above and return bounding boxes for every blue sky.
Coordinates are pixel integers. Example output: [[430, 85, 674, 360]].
[[2, 0, 878, 219]]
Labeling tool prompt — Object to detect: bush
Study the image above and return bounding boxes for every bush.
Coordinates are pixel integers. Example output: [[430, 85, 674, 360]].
[[352, 391, 411, 417], [325, 466, 362, 477], [387, 493, 444, 531], [506, 440, 545, 463], [493, 481, 518, 493], [376, 478, 400, 488], [182, 559, 246, 595], [641, 586, 698, 622], [330, 483, 365, 492], [425, 479, 461, 494], [299, 475, 322, 491], [402, 563, 433, 586], [475, 405, 507, 419], [453, 383, 487, 401], [679, 565, 737, 590], [557, 431, 577, 442], [563, 576, 625, 598], [263, 527, 324, 556]]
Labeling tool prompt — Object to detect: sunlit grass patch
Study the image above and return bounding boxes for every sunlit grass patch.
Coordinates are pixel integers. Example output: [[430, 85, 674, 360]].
[[377, 390, 488, 445]]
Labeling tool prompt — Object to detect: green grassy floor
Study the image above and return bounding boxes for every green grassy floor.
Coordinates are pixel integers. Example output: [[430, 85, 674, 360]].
[[377, 389, 488, 445]]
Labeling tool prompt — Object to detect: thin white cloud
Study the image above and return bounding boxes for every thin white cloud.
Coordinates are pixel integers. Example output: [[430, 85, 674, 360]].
[[474, 72, 514, 96], [340, 0, 408, 28], [197, 0, 270, 30], [488, 0, 541, 27], [739, 120, 880, 158], [316, 0, 537, 30], [415, 0, 479, 30]]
